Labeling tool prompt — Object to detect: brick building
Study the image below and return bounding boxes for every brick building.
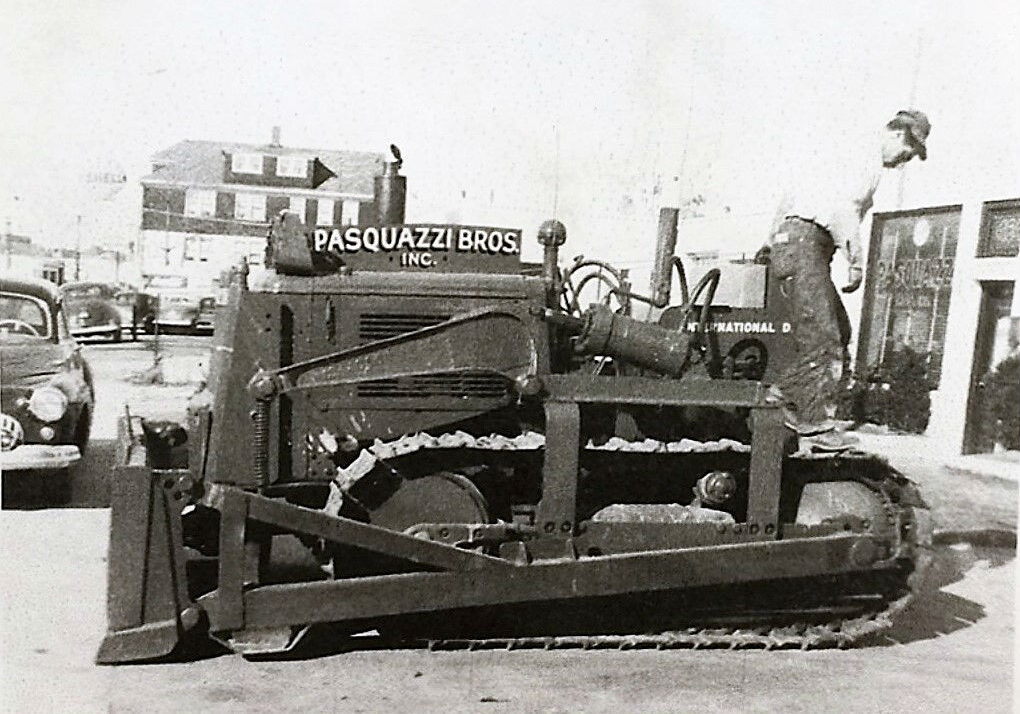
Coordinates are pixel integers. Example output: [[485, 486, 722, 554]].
[[139, 129, 383, 292]]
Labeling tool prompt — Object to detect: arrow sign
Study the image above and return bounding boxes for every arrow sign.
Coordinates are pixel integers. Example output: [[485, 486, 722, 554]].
[[311, 158, 336, 189]]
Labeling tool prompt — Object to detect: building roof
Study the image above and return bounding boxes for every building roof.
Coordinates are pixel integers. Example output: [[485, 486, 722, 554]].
[[143, 140, 384, 196]]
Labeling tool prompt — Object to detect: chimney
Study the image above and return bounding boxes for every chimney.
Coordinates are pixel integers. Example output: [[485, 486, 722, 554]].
[[270, 126, 282, 147]]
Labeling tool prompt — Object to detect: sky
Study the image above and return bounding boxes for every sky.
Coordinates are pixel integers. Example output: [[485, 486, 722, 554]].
[[2, 0, 1018, 267]]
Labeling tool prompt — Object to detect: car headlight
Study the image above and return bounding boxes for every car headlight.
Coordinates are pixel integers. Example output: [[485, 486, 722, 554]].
[[28, 386, 68, 423]]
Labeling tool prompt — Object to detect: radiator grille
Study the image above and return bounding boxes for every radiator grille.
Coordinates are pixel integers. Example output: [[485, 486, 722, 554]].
[[356, 372, 511, 399], [358, 312, 450, 342]]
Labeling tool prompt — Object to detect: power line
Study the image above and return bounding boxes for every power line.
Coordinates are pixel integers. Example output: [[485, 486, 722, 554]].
[[897, 29, 925, 208], [671, 31, 709, 214], [552, 125, 560, 218]]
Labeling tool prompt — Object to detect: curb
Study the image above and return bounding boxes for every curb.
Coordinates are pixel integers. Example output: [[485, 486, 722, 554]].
[[942, 462, 1018, 483]]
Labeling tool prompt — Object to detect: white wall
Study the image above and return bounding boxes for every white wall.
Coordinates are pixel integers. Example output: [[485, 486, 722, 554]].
[[927, 199, 1020, 455], [0, 251, 140, 287], [138, 230, 264, 292]]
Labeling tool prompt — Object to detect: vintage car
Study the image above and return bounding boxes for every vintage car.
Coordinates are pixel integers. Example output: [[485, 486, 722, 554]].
[[61, 281, 123, 342], [153, 291, 202, 334], [0, 274, 95, 484], [113, 288, 158, 339], [194, 296, 220, 334]]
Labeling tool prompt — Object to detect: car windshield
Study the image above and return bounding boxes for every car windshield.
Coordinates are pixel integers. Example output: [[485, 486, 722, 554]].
[[114, 293, 136, 306], [0, 292, 51, 339]]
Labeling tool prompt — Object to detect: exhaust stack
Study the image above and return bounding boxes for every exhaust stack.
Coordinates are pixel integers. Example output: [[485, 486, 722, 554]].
[[649, 207, 679, 307], [374, 145, 407, 224]]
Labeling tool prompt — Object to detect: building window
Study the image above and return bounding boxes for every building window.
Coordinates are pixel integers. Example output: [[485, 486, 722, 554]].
[[858, 207, 962, 386], [276, 156, 308, 178], [289, 197, 307, 221], [315, 199, 334, 225], [244, 237, 265, 266], [184, 235, 211, 262], [977, 199, 1020, 258], [184, 189, 217, 217], [235, 193, 267, 222], [231, 153, 264, 175], [341, 199, 361, 226]]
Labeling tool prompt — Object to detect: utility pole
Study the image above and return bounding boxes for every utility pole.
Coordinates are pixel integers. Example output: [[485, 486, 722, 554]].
[[6, 195, 18, 269], [75, 214, 82, 280], [4, 217, 11, 270]]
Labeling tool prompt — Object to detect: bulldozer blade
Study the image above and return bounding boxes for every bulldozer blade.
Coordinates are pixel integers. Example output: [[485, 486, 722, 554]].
[[96, 463, 201, 664], [211, 625, 311, 657]]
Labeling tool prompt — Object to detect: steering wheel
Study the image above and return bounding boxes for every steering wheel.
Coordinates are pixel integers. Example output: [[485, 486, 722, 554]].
[[0, 318, 41, 337], [556, 258, 629, 376]]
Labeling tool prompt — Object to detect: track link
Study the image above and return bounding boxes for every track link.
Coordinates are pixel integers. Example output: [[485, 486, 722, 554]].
[[325, 431, 932, 651], [421, 554, 931, 651]]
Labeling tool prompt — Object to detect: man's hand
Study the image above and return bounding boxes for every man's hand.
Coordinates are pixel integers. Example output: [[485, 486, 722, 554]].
[[841, 265, 863, 293]]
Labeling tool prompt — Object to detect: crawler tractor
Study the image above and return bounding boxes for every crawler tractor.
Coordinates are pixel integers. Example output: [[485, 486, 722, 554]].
[[98, 151, 931, 663]]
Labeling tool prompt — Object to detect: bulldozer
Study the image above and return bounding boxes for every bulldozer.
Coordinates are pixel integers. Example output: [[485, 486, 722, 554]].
[[97, 149, 932, 663]]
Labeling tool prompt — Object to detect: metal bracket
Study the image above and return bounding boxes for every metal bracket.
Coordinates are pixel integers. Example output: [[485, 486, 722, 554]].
[[536, 401, 581, 537]]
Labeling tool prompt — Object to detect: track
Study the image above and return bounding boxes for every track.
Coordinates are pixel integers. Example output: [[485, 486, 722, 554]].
[[326, 431, 934, 651], [419, 548, 932, 651]]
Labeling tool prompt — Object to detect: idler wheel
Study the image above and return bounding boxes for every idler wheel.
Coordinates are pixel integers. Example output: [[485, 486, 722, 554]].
[[367, 471, 490, 532]]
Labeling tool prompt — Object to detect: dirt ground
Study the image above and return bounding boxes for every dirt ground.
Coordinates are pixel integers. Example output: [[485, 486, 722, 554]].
[[0, 507, 1014, 714], [1, 337, 1016, 713]]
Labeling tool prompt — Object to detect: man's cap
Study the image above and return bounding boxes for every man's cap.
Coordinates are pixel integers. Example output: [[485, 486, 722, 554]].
[[893, 109, 930, 160]]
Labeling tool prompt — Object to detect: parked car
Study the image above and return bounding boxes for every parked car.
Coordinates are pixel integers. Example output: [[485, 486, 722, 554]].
[[0, 274, 95, 497], [153, 292, 202, 334], [61, 281, 123, 342], [194, 296, 220, 334], [113, 288, 158, 339]]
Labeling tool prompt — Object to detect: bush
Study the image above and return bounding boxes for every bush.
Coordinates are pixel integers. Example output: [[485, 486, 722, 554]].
[[837, 346, 933, 434], [977, 353, 1020, 451]]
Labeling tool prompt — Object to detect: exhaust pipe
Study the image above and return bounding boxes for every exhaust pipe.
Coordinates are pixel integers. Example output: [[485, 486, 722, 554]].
[[374, 145, 406, 224], [649, 207, 679, 307]]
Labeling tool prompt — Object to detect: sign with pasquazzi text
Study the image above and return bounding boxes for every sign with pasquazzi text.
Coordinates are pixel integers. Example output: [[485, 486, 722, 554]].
[[874, 257, 954, 293], [311, 224, 522, 273], [858, 208, 961, 387]]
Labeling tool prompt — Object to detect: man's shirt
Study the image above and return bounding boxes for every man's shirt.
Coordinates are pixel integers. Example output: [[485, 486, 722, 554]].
[[770, 135, 888, 268]]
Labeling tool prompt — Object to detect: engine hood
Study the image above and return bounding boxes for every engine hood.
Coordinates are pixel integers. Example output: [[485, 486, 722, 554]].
[[0, 340, 70, 385]]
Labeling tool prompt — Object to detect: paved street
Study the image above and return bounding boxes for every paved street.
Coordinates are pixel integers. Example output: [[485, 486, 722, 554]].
[[1, 337, 1016, 713]]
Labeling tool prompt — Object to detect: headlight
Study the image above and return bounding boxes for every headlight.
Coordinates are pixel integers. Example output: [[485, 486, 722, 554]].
[[28, 386, 68, 423]]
